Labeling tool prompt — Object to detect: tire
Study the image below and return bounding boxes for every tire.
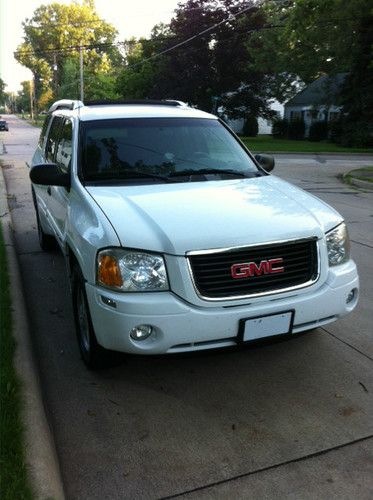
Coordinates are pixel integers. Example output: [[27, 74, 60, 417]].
[[71, 266, 120, 369]]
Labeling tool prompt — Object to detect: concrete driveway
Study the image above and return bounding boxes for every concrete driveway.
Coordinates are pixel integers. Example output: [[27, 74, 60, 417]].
[[1, 114, 373, 499]]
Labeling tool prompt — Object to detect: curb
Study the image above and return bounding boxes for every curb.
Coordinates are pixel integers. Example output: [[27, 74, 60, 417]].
[[347, 177, 373, 191], [0, 165, 65, 499], [343, 170, 373, 191]]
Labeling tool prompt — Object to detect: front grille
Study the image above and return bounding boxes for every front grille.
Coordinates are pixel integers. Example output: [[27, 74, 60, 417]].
[[188, 239, 318, 299]]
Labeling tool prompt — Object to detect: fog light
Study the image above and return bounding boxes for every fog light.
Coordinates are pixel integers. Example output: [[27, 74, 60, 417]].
[[130, 324, 153, 341], [346, 288, 357, 304]]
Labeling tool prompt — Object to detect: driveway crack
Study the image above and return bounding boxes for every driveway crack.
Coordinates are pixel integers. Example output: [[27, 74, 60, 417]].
[[161, 435, 373, 499]]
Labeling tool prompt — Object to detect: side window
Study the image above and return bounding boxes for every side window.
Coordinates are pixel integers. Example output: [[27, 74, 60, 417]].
[[38, 114, 52, 147], [45, 116, 63, 162], [55, 120, 73, 174]]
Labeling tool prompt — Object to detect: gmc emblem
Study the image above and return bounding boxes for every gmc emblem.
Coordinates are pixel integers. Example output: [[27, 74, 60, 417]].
[[231, 258, 284, 279]]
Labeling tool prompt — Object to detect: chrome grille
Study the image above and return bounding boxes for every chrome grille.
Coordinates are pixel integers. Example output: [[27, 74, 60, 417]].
[[188, 239, 318, 299]]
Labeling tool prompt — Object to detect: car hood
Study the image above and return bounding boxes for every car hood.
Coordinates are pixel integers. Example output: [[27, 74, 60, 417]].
[[85, 176, 342, 255]]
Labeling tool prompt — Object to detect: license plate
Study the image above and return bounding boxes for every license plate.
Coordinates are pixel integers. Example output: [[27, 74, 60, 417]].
[[238, 311, 294, 342]]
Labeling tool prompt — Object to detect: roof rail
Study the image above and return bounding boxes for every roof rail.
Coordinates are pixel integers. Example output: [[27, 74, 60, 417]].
[[48, 99, 84, 113], [84, 99, 187, 107]]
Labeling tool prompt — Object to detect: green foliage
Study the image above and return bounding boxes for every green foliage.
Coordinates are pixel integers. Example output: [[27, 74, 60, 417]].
[[338, 121, 373, 148], [0, 78, 6, 105], [262, 0, 370, 84], [0, 222, 33, 499], [242, 115, 258, 137], [338, 8, 373, 146], [116, 39, 159, 99], [117, 0, 279, 119], [272, 118, 289, 138], [308, 121, 328, 141], [16, 81, 32, 113], [15, 1, 121, 102]]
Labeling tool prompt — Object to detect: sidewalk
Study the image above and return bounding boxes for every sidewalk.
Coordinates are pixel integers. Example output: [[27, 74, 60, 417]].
[[0, 157, 65, 499]]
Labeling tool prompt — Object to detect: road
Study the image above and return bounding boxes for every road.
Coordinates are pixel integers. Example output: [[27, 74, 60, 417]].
[[1, 114, 373, 499]]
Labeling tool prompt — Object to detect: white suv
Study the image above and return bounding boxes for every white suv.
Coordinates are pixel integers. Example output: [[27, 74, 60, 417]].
[[30, 99, 359, 368]]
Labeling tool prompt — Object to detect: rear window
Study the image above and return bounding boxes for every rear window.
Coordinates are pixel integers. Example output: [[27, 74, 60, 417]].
[[79, 118, 259, 183]]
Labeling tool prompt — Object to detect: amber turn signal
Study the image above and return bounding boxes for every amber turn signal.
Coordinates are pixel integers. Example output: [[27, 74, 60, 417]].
[[97, 254, 123, 287]]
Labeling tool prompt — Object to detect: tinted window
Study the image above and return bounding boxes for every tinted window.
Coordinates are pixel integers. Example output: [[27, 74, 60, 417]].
[[38, 114, 52, 147], [45, 116, 63, 162], [80, 118, 259, 183], [55, 119, 72, 173]]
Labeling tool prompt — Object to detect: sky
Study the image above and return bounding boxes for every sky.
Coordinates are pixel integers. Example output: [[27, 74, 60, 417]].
[[0, 0, 182, 92]]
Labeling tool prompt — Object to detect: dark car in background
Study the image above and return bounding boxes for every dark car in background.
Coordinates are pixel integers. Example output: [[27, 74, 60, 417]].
[[0, 119, 9, 131]]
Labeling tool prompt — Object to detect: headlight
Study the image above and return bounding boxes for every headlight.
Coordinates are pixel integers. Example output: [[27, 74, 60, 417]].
[[326, 222, 350, 266], [97, 249, 169, 292]]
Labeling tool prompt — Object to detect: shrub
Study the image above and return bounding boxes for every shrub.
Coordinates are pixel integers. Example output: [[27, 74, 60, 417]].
[[308, 121, 328, 141], [329, 120, 343, 143], [338, 121, 373, 147], [288, 119, 305, 140], [242, 115, 258, 137], [272, 118, 288, 138]]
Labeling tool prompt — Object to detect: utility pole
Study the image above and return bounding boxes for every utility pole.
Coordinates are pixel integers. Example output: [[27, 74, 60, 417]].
[[79, 45, 84, 102], [29, 79, 34, 120]]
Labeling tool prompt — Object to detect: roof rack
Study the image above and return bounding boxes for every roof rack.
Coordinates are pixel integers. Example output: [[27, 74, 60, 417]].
[[84, 99, 187, 107], [48, 99, 84, 113]]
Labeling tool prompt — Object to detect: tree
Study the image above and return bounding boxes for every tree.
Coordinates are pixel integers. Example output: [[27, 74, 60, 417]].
[[14, 0, 121, 104], [17, 81, 32, 113], [337, 7, 373, 146], [117, 0, 280, 120], [0, 78, 6, 106], [259, 0, 368, 84], [256, 0, 373, 145]]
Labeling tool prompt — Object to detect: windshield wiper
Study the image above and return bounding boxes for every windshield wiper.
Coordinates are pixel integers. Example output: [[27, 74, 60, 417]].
[[84, 169, 172, 183], [169, 168, 259, 178]]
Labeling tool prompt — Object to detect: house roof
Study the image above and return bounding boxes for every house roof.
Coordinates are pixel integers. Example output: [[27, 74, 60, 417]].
[[285, 73, 348, 107]]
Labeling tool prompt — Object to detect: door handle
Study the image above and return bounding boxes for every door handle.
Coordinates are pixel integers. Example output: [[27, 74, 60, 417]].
[[47, 186, 51, 196]]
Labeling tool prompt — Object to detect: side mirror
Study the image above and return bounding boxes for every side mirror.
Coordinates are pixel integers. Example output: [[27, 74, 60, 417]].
[[30, 163, 70, 188], [255, 154, 275, 173]]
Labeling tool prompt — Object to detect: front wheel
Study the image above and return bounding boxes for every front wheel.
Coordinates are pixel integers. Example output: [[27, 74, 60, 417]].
[[71, 267, 121, 369]]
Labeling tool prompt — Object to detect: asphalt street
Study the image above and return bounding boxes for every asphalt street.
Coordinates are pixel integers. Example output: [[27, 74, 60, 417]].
[[1, 114, 373, 499]]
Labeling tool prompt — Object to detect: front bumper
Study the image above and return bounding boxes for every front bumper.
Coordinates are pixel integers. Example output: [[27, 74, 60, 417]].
[[85, 260, 359, 354]]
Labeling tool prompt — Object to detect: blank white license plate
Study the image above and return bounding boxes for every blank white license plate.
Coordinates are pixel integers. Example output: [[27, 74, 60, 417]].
[[241, 311, 294, 342]]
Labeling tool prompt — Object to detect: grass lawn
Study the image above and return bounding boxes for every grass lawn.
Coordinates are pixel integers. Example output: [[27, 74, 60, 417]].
[[241, 135, 373, 154], [0, 222, 33, 499]]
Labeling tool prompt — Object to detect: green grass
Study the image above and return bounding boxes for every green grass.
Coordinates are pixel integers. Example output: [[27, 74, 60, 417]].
[[0, 222, 33, 499], [344, 166, 373, 184], [241, 135, 373, 154]]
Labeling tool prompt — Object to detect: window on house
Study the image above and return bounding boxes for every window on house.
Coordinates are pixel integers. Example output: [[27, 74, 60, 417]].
[[290, 111, 302, 121]]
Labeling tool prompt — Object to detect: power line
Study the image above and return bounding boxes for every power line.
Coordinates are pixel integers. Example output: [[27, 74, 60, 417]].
[[15, 3, 259, 58]]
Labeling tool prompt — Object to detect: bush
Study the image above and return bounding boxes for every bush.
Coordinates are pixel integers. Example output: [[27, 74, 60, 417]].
[[308, 121, 328, 142], [272, 118, 288, 138], [288, 119, 305, 140], [338, 121, 373, 147], [329, 120, 343, 143], [242, 115, 258, 137]]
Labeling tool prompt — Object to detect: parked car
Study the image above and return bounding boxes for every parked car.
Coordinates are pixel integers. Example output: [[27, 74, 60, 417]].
[[0, 119, 9, 131], [29, 99, 359, 369]]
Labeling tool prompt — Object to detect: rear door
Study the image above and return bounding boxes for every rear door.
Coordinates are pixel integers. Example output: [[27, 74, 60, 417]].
[[47, 118, 73, 245], [34, 115, 64, 226]]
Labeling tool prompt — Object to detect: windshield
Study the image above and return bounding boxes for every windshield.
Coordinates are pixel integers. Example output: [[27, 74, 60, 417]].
[[80, 117, 262, 184]]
